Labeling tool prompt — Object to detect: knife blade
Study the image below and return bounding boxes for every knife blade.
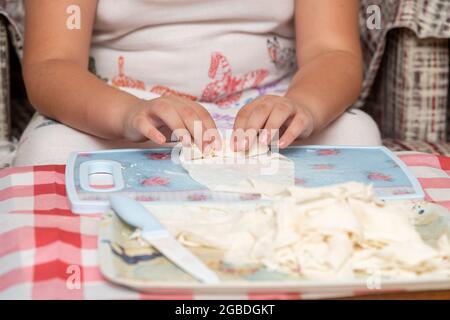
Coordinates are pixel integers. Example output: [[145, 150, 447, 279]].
[[109, 195, 219, 284]]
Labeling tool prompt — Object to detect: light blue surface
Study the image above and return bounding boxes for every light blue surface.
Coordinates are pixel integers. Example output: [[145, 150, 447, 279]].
[[284, 147, 410, 187], [66, 146, 424, 214]]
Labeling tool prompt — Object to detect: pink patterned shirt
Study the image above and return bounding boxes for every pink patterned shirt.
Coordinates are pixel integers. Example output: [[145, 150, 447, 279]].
[[90, 0, 297, 108]]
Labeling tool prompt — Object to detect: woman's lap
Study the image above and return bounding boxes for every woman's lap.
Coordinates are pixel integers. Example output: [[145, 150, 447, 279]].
[[13, 113, 159, 166], [13, 108, 381, 166], [299, 109, 382, 146]]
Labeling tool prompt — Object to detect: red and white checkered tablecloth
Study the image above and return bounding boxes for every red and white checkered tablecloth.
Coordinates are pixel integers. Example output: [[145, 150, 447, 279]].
[[1, 152, 450, 300]]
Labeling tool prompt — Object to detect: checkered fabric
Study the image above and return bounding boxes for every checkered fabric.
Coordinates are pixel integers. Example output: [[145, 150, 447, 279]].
[[358, 0, 450, 142], [383, 139, 450, 156], [0, 0, 24, 57], [0, 17, 9, 143], [1, 153, 450, 300]]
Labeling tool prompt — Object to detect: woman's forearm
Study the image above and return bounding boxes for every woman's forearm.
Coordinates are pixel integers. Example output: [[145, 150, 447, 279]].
[[285, 50, 363, 132], [23, 59, 141, 140]]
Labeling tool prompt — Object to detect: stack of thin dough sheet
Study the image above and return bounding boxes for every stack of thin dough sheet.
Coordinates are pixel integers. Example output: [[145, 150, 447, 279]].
[[144, 181, 450, 280]]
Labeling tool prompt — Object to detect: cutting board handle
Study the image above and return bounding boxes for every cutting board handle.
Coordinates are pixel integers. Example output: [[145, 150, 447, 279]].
[[79, 160, 125, 193]]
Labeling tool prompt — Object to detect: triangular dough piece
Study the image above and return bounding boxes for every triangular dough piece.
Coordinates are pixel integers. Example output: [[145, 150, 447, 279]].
[[180, 137, 294, 191]]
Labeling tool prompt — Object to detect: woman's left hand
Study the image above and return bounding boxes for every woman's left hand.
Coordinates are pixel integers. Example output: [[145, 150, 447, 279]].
[[231, 95, 315, 151]]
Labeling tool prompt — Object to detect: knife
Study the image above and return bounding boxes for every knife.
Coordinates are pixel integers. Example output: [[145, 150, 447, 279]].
[[109, 195, 219, 284]]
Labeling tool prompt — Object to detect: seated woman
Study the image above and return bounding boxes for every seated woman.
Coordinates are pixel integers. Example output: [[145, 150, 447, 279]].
[[14, 0, 381, 166]]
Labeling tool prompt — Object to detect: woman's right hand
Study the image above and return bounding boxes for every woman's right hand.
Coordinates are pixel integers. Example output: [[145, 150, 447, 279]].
[[123, 95, 221, 151]]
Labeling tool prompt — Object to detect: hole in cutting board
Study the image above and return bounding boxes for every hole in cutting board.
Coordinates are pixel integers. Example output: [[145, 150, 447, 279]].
[[88, 172, 115, 190], [78, 160, 125, 193]]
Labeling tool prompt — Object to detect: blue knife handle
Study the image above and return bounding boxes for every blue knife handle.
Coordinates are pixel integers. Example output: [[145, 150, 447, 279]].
[[109, 195, 165, 232]]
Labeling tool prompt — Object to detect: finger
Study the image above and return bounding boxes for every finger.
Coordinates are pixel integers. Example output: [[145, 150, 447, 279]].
[[243, 105, 274, 150], [244, 129, 258, 152], [158, 125, 173, 141], [243, 97, 298, 150], [203, 126, 223, 152], [177, 106, 202, 139], [230, 128, 260, 152], [134, 114, 167, 145], [168, 96, 215, 130], [187, 101, 217, 131], [175, 105, 207, 149], [184, 100, 222, 151], [151, 102, 190, 142], [169, 97, 220, 152], [233, 97, 267, 131], [229, 128, 245, 151], [279, 113, 306, 148], [166, 96, 214, 150], [261, 105, 293, 145], [231, 100, 260, 151]]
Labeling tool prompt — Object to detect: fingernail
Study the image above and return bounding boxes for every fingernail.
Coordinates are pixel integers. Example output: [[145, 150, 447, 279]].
[[157, 133, 166, 144], [181, 135, 191, 146], [214, 138, 222, 151], [279, 140, 287, 148], [203, 142, 213, 154], [238, 139, 247, 151], [231, 142, 237, 152], [260, 134, 268, 145]]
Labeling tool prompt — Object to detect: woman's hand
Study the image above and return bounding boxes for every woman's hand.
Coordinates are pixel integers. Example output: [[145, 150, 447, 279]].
[[123, 95, 221, 150], [232, 95, 315, 150]]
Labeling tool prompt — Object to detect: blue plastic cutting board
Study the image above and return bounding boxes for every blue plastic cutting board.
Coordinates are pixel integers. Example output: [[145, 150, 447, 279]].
[[66, 146, 424, 214]]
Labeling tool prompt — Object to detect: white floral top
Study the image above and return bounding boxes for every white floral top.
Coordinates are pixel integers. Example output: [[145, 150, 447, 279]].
[[90, 0, 297, 108]]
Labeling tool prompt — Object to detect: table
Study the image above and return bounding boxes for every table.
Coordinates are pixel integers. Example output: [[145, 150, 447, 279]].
[[346, 290, 450, 300], [1, 152, 449, 299]]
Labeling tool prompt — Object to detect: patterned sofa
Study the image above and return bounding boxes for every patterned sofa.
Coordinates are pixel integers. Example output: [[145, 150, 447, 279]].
[[0, 0, 448, 167]]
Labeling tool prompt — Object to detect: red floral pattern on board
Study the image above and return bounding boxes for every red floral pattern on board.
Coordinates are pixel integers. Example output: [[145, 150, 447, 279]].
[[78, 153, 91, 158], [135, 195, 160, 202], [317, 149, 340, 156], [146, 152, 171, 160], [188, 194, 210, 201], [141, 177, 170, 186], [367, 172, 392, 181], [112, 56, 146, 90], [239, 193, 260, 201], [200, 52, 269, 108], [392, 189, 410, 195], [313, 164, 334, 170]]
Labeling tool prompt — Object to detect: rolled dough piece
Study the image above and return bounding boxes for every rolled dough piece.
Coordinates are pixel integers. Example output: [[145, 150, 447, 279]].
[[180, 137, 294, 190]]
